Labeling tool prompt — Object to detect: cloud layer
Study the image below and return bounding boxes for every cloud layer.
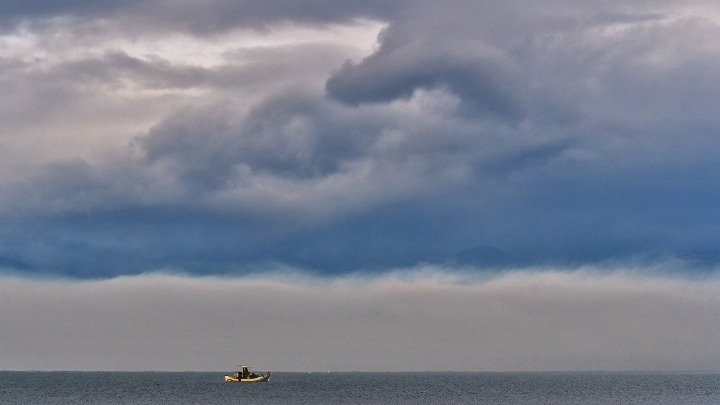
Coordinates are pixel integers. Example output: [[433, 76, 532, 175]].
[[2, 1, 720, 274], [2, 267, 719, 371]]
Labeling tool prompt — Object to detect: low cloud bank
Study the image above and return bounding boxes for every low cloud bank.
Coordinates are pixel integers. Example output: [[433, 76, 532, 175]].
[[1, 266, 719, 372]]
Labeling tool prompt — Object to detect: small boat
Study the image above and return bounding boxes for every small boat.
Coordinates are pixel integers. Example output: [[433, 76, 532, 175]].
[[225, 365, 271, 382]]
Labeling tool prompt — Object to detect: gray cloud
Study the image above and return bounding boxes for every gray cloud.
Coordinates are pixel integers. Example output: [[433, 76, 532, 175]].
[[139, 91, 380, 185], [119, 0, 401, 36], [127, 90, 481, 226], [0, 0, 404, 35], [0, 0, 145, 23], [56, 51, 212, 90], [1, 267, 719, 371], [2, 1, 720, 273], [326, 25, 527, 122]]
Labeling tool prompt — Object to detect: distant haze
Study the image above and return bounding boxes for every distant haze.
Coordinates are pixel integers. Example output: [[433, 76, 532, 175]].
[[1, 267, 719, 372]]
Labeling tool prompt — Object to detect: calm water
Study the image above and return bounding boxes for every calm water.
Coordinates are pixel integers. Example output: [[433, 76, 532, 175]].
[[1, 371, 719, 404]]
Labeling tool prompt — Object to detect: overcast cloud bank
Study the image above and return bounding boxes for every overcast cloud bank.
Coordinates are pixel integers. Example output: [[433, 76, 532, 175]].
[[1, 1, 720, 274], [2, 266, 719, 372]]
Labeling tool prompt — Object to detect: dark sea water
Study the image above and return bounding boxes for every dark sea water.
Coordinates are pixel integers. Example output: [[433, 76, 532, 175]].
[[1, 371, 720, 404]]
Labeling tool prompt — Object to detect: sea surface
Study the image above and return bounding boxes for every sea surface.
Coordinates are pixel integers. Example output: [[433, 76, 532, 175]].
[[1, 371, 720, 404]]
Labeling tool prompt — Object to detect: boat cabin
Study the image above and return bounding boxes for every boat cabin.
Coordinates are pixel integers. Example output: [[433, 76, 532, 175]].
[[232, 365, 260, 379], [239, 366, 251, 379]]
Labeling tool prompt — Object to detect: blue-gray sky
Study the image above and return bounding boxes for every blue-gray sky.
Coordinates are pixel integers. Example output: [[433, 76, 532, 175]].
[[1, 1, 720, 371], [2, 0, 720, 275]]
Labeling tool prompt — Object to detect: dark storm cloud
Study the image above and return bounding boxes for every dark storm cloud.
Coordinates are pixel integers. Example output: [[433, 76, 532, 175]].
[[4, 159, 153, 219], [2, 1, 720, 275], [326, 25, 527, 122]]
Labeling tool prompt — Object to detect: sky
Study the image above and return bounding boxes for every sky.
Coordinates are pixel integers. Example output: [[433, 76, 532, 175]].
[[1, 0, 720, 371]]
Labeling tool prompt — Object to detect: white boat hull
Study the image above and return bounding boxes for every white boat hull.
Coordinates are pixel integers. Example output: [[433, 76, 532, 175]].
[[224, 372, 271, 382]]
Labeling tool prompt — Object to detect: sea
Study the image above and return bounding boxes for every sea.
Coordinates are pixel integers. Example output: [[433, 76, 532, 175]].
[[1, 371, 720, 404]]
